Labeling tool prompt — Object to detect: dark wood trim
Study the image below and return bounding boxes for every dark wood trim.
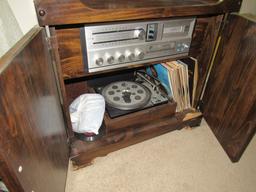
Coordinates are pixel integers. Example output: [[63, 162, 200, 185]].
[[34, 0, 242, 26], [70, 110, 202, 168], [48, 27, 75, 138], [0, 153, 24, 192], [203, 14, 256, 162], [189, 14, 224, 107], [104, 102, 177, 133], [55, 28, 84, 79], [0, 28, 69, 192]]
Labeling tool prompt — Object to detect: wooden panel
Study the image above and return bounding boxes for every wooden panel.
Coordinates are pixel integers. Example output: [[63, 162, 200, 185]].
[[0, 28, 69, 191], [56, 28, 84, 79], [189, 15, 223, 106], [34, 0, 241, 26], [104, 102, 177, 132], [203, 14, 256, 162], [65, 80, 89, 105], [0, 153, 23, 192], [70, 110, 203, 168], [49, 27, 75, 138]]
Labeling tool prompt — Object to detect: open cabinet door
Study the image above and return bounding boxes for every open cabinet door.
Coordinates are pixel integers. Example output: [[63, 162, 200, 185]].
[[0, 28, 69, 191], [202, 14, 256, 162]]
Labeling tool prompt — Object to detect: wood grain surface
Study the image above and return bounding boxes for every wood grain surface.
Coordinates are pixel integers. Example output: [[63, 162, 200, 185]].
[[49, 27, 75, 138], [56, 28, 84, 79], [0, 153, 24, 192], [0, 28, 69, 191], [34, 0, 241, 26], [104, 102, 177, 132], [65, 79, 90, 105], [70, 109, 202, 168], [203, 14, 256, 162], [190, 15, 224, 106]]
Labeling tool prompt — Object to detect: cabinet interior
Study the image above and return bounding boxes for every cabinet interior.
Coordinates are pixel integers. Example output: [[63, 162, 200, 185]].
[[63, 61, 203, 168], [50, 15, 224, 167]]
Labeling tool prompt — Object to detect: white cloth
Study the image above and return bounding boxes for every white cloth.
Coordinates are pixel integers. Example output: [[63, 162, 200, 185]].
[[69, 94, 105, 134]]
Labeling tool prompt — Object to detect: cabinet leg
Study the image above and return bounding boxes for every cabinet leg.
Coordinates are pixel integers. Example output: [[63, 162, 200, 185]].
[[186, 116, 202, 128]]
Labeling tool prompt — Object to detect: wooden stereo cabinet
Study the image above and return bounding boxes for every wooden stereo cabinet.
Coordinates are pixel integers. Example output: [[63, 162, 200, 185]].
[[0, 0, 256, 191]]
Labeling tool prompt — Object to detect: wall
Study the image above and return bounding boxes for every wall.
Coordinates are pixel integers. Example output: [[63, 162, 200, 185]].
[[0, 0, 38, 57], [0, 0, 23, 57], [7, 0, 38, 34], [240, 0, 256, 14]]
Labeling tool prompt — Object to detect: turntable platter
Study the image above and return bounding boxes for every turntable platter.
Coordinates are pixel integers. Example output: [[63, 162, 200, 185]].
[[102, 81, 151, 110]]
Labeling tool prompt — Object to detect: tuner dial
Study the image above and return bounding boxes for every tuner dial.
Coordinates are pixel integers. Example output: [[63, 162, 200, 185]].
[[116, 52, 125, 63], [126, 51, 135, 61], [135, 49, 145, 60], [95, 57, 104, 66], [134, 29, 145, 40]]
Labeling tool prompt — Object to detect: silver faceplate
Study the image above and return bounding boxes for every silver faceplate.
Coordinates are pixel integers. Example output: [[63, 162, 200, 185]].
[[83, 18, 196, 72]]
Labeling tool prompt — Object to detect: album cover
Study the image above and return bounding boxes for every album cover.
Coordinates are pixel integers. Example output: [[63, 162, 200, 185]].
[[178, 57, 198, 107], [146, 64, 173, 99]]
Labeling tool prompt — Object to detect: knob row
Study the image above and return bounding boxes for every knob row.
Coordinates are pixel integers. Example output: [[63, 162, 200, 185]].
[[95, 49, 145, 66]]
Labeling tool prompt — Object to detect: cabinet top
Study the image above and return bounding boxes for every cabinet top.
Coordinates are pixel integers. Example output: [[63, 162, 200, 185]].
[[34, 0, 242, 26]]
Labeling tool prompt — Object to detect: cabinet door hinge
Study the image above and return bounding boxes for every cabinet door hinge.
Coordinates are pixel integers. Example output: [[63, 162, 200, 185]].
[[44, 25, 53, 50]]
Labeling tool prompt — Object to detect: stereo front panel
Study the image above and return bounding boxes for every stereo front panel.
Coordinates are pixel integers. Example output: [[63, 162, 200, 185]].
[[82, 18, 196, 72]]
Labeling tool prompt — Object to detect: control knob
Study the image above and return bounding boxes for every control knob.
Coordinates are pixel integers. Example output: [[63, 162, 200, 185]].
[[105, 53, 115, 64], [95, 57, 104, 66], [134, 29, 145, 40], [116, 52, 125, 63], [126, 50, 135, 61], [135, 49, 145, 59]]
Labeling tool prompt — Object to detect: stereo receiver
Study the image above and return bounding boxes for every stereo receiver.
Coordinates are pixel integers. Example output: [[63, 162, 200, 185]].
[[82, 18, 196, 72]]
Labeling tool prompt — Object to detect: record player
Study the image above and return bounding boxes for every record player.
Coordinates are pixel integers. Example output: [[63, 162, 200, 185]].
[[94, 71, 170, 118]]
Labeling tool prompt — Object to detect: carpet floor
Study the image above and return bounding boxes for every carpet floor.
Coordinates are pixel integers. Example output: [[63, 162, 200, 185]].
[[65, 120, 256, 192]]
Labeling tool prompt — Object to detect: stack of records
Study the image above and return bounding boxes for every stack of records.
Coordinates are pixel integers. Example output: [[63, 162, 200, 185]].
[[146, 57, 198, 112]]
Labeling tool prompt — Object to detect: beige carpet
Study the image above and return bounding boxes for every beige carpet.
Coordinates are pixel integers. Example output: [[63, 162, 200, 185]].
[[65, 120, 256, 192]]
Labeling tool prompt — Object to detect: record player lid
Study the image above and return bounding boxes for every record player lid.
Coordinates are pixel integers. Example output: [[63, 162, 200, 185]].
[[102, 81, 151, 110]]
